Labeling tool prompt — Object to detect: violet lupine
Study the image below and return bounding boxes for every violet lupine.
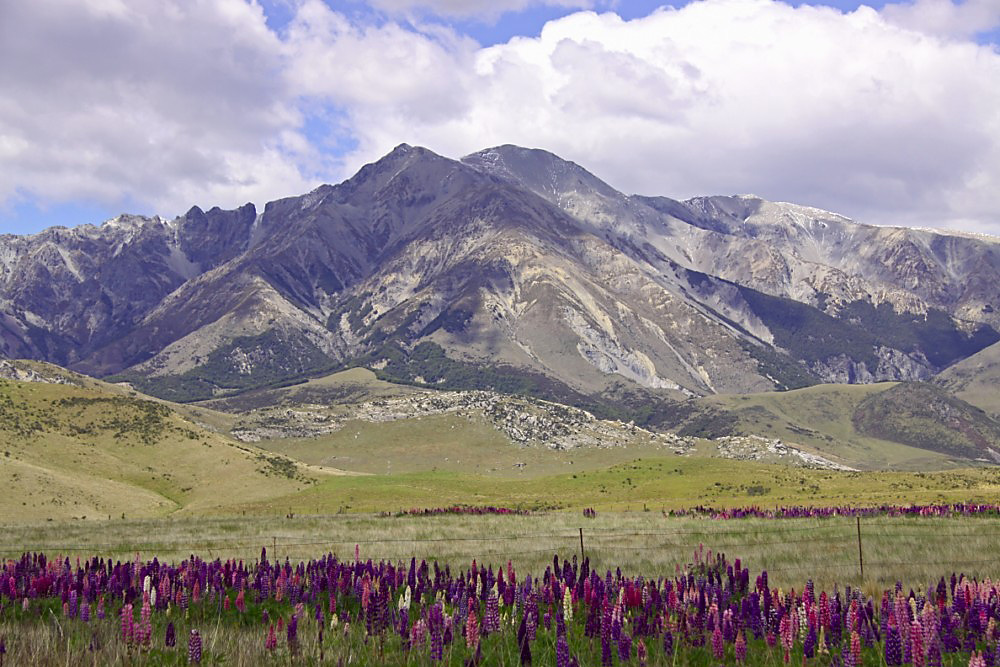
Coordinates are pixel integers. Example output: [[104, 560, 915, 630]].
[[556, 632, 570, 667], [618, 632, 632, 662], [188, 630, 202, 664], [165, 622, 176, 648], [484, 589, 500, 634], [429, 604, 444, 661], [517, 613, 532, 666], [80, 600, 90, 623], [886, 623, 903, 666]]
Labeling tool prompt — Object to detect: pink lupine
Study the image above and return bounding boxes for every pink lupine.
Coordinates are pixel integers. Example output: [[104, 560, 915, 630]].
[[970, 651, 987, 667], [465, 608, 480, 650]]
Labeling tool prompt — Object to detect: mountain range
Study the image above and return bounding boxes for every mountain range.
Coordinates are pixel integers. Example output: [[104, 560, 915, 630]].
[[3, 143, 1000, 428]]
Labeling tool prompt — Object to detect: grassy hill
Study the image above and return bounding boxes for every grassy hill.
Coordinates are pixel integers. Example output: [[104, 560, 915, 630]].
[[0, 364, 332, 522], [936, 340, 1000, 418], [672, 382, 1000, 470]]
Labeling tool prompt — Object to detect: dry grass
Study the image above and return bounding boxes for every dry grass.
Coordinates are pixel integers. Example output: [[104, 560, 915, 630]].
[[2, 512, 998, 594]]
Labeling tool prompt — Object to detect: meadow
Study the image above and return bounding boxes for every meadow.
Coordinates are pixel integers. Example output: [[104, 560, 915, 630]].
[[2, 509, 1000, 665]]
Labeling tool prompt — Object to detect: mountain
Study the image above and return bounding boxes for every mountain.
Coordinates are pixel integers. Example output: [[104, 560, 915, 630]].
[[2, 144, 999, 425]]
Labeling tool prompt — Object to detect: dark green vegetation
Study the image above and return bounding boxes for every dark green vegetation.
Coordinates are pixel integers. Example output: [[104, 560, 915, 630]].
[[853, 382, 1000, 460], [109, 330, 336, 402], [369, 341, 691, 428], [740, 288, 1000, 374], [673, 382, 1000, 470]]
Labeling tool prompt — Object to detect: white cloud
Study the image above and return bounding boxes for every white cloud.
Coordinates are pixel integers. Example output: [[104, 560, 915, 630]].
[[881, 0, 1000, 40], [0, 0, 314, 219], [293, 0, 1000, 233], [3, 0, 1000, 235]]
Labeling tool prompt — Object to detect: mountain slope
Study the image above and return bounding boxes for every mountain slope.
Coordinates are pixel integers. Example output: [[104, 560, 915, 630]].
[[1, 144, 999, 417]]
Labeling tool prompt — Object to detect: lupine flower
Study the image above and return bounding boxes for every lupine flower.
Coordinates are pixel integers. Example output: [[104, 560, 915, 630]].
[[618, 632, 632, 662], [735, 631, 747, 662], [712, 624, 724, 659], [547, 624, 570, 667], [430, 604, 444, 661], [165, 622, 176, 648], [265, 624, 277, 651], [466, 608, 480, 650], [80, 601, 90, 623], [120, 603, 134, 645], [563, 586, 573, 622], [663, 629, 674, 657], [970, 651, 987, 667], [885, 624, 903, 666], [188, 630, 201, 664]]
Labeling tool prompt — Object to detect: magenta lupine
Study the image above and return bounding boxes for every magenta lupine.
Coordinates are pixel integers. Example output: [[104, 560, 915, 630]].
[[265, 624, 277, 651], [911, 619, 925, 667], [712, 624, 724, 660], [138, 596, 152, 648], [188, 629, 202, 664], [410, 619, 427, 648], [120, 603, 134, 645]]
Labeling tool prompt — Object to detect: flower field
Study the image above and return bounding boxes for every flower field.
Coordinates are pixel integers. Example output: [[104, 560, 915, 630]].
[[2, 512, 1000, 665]]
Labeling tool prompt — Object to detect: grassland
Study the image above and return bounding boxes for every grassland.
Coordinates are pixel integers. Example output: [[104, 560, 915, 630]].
[[0, 376, 330, 522], [2, 511, 999, 593]]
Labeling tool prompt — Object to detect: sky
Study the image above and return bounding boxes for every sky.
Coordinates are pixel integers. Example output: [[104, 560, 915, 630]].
[[1, 0, 999, 236]]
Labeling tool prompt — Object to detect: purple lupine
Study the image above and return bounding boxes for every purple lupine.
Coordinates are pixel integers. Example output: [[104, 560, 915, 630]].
[[430, 604, 444, 661], [885, 624, 903, 666], [804, 624, 817, 658], [618, 632, 632, 662], [663, 629, 674, 656], [735, 631, 747, 663], [517, 613, 532, 666], [80, 600, 90, 623], [556, 632, 570, 667], [188, 630, 202, 664], [165, 622, 176, 647]]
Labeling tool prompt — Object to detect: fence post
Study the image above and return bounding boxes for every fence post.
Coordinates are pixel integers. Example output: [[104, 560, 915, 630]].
[[856, 517, 864, 580], [579, 528, 585, 562]]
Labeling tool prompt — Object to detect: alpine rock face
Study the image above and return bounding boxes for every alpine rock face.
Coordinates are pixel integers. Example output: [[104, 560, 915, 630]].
[[2, 144, 998, 416]]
